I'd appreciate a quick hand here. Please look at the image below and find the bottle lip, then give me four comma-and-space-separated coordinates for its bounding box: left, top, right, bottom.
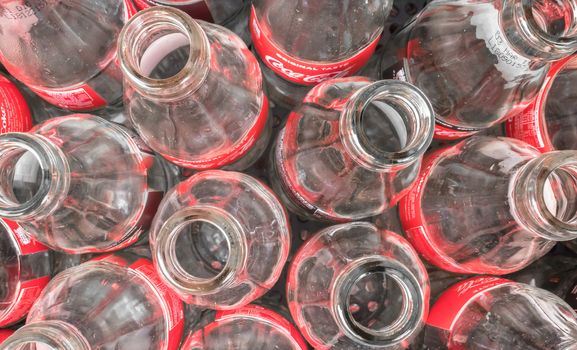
510, 150, 577, 241
0, 320, 91, 350
153, 205, 247, 297
331, 256, 425, 347
0, 133, 69, 221
118, 6, 211, 100
339, 80, 435, 171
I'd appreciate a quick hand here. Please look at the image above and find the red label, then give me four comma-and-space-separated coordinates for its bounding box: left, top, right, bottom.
1, 219, 49, 256
132, 0, 213, 22
28, 84, 107, 111
434, 123, 478, 140
0, 276, 51, 327
124, 0, 139, 19
163, 95, 269, 169
399, 147, 478, 274
0, 330, 14, 342
0, 74, 32, 134
250, 6, 380, 86
427, 277, 511, 331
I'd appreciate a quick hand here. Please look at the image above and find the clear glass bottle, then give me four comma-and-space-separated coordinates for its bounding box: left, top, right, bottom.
0, 219, 50, 327
0, 0, 137, 111
0, 73, 32, 134
181, 305, 308, 350
119, 7, 270, 171
400, 136, 577, 275
270, 77, 434, 222
424, 276, 577, 349
250, 0, 393, 108
149, 170, 290, 310
287, 222, 429, 349
0, 253, 185, 350
380, 0, 577, 140
131, 0, 250, 44
0, 114, 169, 253
507, 55, 577, 152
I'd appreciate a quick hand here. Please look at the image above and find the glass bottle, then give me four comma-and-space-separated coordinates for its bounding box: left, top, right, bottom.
119, 6, 270, 171
380, 0, 577, 140
131, 0, 250, 44
181, 305, 308, 350
149, 170, 290, 310
287, 222, 429, 349
507, 55, 577, 152
0, 73, 32, 134
0, 0, 138, 111
270, 77, 434, 222
0, 253, 185, 350
251, 0, 393, 108
400, 136, 577, 275
0, 219, 50, 327
0, 114, 169, 253
424, 276, 577, 349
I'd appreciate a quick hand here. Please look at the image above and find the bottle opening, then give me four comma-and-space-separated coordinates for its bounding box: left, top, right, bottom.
6, 342, 57, 350
542, 163, 577, 226
0, 321, 90, 350
173, 220, 230, 279
118, 7, 210, 98
530, 0, 577, 38
0, 146, 43, 207
340, 80, 434, 170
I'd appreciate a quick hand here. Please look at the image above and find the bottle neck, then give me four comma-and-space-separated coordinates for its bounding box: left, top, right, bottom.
153, 205, 247, 297
0, 133, 69, 221
118, 6, 211, 101
331, 256, 425, 347
510, 151, 577, 241
502, 0, 577, 61
0, 320, 90, 350
340, 80, 434, 172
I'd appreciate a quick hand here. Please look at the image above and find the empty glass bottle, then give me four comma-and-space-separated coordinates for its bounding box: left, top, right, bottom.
287, 222, 429, 349
507, 55, 577, 152
380, 0, 577, 139
251, 0, 393, 108
0, 0, 137, 111
400, 136, 577, 274
181, 305, 308, 350
149, 170, 290, 310
0, 219, 50, 327
0, 253, 185, 350
0, 114, 169, 253
424, 276, 577, 349
119, 7, 270, 170
270, 77, 434, 222
0, 73, 31, 134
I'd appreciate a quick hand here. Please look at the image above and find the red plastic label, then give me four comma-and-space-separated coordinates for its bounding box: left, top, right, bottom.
28, 84, 107, 111
250, 6, 380, 86
0, 330, 14, 342
132, 0, 213, 22
2, 219, 48, 256
0, 74, 32, 134
434, 123, 478, 140
427, 277, 511, 331
124, 0, 139, 19
163, 95, 269, 169
0, 276, 51, 327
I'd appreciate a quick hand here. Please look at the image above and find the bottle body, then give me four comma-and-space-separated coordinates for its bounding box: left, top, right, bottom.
250, 0, 392, 108
0, 219, 50, 327
0, 115, 168, 253
0, 74, 32, 134
507, 55, 577, 152
287, 222, 429, 350
120, 7, 270, 170
380, 0, 577, 139
0, 253, 184, 350
150, 170, 290, 310
181, 305, 308, 350
270, 77, 434, 221
424, 277, 577, 349
0, 0, 137, 111
400, 136, 577, 274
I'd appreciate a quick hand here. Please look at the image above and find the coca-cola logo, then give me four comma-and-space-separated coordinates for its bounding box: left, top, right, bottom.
265, 55, 352, 83
265, 56, 306, 80
1, 106, 7, 132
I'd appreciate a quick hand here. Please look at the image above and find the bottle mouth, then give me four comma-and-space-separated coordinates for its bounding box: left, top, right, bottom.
340, 80, 435, 171
519, 0, 577, 57
332, 257, 425, 347
0, 133, 69, 221
118, 6, 210, 100
0, 321, 90, 350
154, 206, 246, 296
